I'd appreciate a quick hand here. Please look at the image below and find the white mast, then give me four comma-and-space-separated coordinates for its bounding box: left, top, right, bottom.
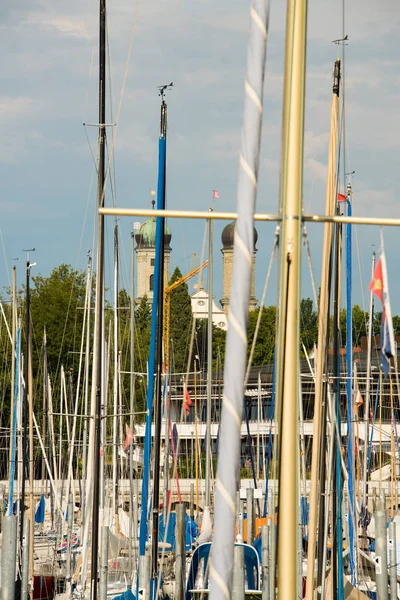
209, 0, 269, 598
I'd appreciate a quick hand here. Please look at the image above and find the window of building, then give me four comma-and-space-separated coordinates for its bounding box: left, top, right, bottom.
149, 274, 154, 291
151, 258, 155, 266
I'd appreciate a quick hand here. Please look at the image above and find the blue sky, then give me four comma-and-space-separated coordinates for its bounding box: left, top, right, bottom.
0, 0, 399, 314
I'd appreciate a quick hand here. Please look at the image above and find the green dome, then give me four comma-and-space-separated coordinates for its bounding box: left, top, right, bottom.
135, 217, 172, 250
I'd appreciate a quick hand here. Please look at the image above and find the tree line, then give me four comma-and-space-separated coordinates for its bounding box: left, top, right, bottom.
0, 264, 395, 447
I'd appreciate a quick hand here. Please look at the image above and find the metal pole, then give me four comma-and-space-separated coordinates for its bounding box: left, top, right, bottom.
175, 503, 186, 600
238, 498, 244, 540
190, 483, 194, 521
113, 222, 119, 527
363, 252, 375, 507
276, 0, 307, 598
246, 487, 254, 546
19, 259, 31, 578
205, 214, 213, 508
99, 525, 109, 600
139, 554, 151, 600
232, 545, 245, 600
90, 0, 107, 596
150, 97, 168, 582
307, 60, 340, 600
66, 493, 74, 594
99, 205, 400, 230
9, 266, 17, 479
389, 520, 397, 600
261, 525, 269, 600
129, 227, 136, 586
1, 515, 17, 600
21, 518, 30, 600
375, 500, 388, 600
81, 254, 92, 526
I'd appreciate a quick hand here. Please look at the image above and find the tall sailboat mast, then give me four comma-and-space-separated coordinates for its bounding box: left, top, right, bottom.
205, 212, 213, 509
274, 0, 307, 597
151, 85, 170, 582
209, 0, 269, 598
362, 251, 375, 506
113, 220, 120, 529
306, 59, 341, 600
139, 84, 172, 585
90, 0, 106, 596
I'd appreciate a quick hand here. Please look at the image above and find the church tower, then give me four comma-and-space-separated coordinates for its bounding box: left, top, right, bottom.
135, 197, 172, 302
220, 221, 258, 312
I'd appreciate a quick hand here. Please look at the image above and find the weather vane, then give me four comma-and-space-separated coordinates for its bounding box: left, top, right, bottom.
332, 35, 349, 45
158, 82, 174, 100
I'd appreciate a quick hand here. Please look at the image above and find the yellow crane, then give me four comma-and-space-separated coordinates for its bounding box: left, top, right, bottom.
164, 260, 208, 370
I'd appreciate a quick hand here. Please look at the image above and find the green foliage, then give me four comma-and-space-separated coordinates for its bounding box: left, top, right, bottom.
133, 295, 151, 419
247, 305, 276, 366
168, 267, 193, 374
195, 319, 226, 372
300, 298, 318, 352
29, 264, 90, 376
338, 305, 368, 347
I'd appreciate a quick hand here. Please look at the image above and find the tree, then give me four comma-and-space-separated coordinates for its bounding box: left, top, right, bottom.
247, 305, 276, 366
168, 267, 193, 374
339, 305, 368, 347
300, 298, 318, 352
195, 319, 226, 372
28, 264, 90, 377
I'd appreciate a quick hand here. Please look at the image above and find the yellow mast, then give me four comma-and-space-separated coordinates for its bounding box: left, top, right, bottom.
275, 0, 307, 597
305, 59, 341, 599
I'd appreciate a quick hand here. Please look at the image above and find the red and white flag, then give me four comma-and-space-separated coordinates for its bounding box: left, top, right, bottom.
213, 190, 219, 199
123, 424, 134, 452
183, 383, 193, 416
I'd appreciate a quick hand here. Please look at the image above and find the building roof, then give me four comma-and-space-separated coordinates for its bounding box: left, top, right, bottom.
221, 221, 258, 250
135, 216, 172, 250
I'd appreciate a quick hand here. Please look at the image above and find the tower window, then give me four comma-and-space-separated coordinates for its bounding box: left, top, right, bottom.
149, 274, 154, 291
151, 258, 155, 266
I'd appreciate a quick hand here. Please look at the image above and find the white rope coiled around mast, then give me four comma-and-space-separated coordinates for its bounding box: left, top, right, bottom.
209, 1, 270, 600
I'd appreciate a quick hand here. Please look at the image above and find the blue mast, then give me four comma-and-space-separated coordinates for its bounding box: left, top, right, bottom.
345, 184, 356, 584
139, 84, 172, 562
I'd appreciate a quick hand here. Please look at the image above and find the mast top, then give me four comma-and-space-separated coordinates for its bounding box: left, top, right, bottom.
158, 82, 173, 137
332, 59, 341, 96
158, 82, 173, 100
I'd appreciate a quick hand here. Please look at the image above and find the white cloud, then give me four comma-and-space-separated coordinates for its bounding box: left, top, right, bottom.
24, 16, 91, 39
304, 131, 329, 158
0, 97, 34, 121
355, 188, 400, 218
305, 158, 327, 183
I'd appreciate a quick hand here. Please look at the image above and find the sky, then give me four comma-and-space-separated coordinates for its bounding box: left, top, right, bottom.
0, 0, 399, 314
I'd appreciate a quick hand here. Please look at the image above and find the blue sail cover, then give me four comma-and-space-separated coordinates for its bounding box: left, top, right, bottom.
35, 495, 45, 523
113, 588, 136, 600
158, 512, 198, 551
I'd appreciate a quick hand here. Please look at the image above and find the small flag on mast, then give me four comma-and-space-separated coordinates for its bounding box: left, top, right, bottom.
369, 251, 395, 377
183, 383, 193, 416
337, 193, 347, 202
123, 424, 134, 451
213, 190, 219, 199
